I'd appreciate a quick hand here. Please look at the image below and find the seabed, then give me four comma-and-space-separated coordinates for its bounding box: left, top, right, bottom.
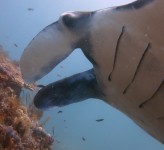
0, 46, 54, 150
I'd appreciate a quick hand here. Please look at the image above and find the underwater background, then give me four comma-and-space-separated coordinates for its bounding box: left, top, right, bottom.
0, 0, 164, 150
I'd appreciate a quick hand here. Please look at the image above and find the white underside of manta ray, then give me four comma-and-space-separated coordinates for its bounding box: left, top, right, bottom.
20, 0, 164, 143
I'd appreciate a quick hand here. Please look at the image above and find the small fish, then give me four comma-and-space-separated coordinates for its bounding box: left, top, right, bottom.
14, 43, 18, 47
28, 8, 34, 11
95, 119, 104, 122
57, 110, 63, 114
82, 137, 86, 141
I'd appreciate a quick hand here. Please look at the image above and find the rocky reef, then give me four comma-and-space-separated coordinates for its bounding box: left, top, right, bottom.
0, 46, 54, 149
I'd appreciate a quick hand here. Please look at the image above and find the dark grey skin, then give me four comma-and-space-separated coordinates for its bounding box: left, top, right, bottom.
34, 69, 104, 109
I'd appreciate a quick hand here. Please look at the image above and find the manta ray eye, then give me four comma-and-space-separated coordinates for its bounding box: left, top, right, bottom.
61, 12, 94, 29
62, 13, 76, 28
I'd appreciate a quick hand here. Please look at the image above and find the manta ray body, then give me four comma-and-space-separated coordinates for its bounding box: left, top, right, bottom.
20, 0, 164, 143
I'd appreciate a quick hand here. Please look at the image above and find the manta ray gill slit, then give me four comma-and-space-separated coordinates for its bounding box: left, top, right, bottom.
123, 42, 151, 94
108, 25, 125, 81
139, 79, 164, 108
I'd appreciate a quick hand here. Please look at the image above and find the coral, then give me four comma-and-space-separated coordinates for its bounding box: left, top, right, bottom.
0, 47, 54, 149
0, 125, 21, 149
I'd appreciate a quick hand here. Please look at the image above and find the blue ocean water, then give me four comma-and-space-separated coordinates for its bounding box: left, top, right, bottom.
0, 0, 164, 150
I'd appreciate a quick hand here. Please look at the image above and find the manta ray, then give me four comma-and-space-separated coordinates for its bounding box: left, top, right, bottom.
20, 0, 164, 143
